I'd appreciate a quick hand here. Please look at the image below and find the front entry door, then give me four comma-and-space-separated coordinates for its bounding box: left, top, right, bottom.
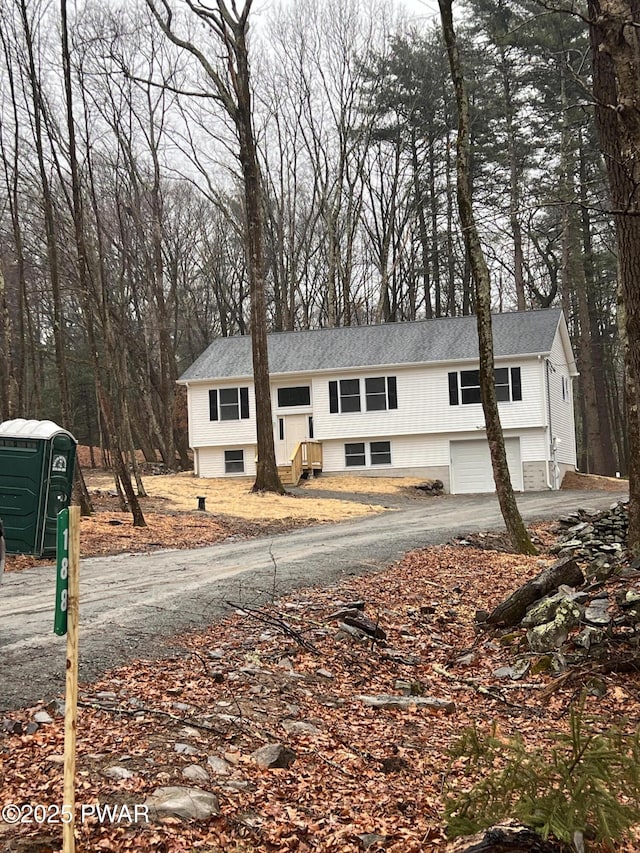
276, 414, 309, 465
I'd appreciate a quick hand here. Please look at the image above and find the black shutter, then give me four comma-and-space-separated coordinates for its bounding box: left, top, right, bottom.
240, 387, 250, 419
209, 389, 218, 421
448, 372, 459, 406
387, 376, 398, 409
329, 381, 339, 413
511, 367, 522, 401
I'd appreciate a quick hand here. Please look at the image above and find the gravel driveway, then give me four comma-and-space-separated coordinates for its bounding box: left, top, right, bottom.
0, 488, 627, 712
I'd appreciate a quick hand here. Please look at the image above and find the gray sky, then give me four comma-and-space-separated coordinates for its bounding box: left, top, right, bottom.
403, 0, 441, 21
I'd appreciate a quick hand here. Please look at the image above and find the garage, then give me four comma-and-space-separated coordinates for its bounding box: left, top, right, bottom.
450, 437, 523, 494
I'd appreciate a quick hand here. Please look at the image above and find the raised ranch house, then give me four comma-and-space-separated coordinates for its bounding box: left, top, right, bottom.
178, 308, 577, 494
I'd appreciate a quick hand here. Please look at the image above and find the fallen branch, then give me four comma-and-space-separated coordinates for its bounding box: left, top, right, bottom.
432, 664, 541, 715
486, 557, 584, 627
77, 700, 227, 734
448, 824, 563, 852
226, 601, 319, 654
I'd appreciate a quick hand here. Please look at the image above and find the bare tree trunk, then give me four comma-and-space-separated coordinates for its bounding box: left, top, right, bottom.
439, 0, 537, 556
579, 133, 617, 474
19, 0, 70, 426
0, 23, 28, 416
145, 0, 284, 494
499, 45, 526, 312
59, 0, 94, 518
0, 264, 13, 420
62, 1, 144, 525
589, 0, 640, 548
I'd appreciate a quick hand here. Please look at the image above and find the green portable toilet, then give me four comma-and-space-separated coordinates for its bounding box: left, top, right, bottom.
0, 418, 77, 557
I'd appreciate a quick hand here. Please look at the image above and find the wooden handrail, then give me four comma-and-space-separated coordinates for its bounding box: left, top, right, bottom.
289, 442, 304, 485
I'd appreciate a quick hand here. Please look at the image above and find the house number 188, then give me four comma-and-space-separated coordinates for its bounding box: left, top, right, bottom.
54, 509, 70, 636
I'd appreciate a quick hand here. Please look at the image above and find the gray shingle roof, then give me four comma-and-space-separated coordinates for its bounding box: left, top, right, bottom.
179, 308, 563, 382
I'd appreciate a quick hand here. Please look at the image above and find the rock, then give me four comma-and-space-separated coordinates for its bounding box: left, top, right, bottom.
336, 622, 369, 642
281, 719, 322, 737
356, 694, 455, 714
357, 832, 387, 849
145, 786, 219, 821
103, 766, 135, 781
179, 726, 201, 739
206, 755, 231, 776
182, 764, 210, 783
315, 668, 334, 679
46, 698, 66, 717
492, 659, 530, 680
521, 589, 586, 628
620, 589, 640, 607
220, 780, 251, 792
341, 613, 386, 640
584, 597, 611, 626
174, 743, 199, 756
33, 711, 53, 725
575, 626, 605, 650
526, 601, 582, 652
2, 718, 23, 734
250, 743, 297, 769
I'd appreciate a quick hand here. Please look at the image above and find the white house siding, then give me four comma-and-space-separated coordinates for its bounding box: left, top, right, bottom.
547, 329, 577, 468
311, 358, 546, 444
322, 430, 545, 493
188, 382, 257, 448
321, 434, 451, 486
197, 445, 257, 479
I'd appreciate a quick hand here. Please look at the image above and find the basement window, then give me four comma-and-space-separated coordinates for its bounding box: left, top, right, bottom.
370, 441, 391, 465
345, 442, 366, 467
224, 449, 245, 474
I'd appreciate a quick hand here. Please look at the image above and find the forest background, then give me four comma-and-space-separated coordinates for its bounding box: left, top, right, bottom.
0, 0, 622, 480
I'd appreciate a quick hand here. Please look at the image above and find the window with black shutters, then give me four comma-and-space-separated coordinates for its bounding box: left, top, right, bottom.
330, 376, 397, 413
365, 377, 398, 411
345, 442, 365, 466
224, 449, 244, 473
460, 370, 481, 404
449, 367, 522, 405
495, 368, 510, 402
340, 379, 361, 412
365, 377, 387, 410
211, 387, 249, 421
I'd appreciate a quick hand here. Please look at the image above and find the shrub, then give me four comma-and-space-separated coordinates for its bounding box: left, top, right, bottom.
445, 702, 640, 850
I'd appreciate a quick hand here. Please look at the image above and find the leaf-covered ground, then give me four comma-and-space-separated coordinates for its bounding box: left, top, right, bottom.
2, 534, 639, 852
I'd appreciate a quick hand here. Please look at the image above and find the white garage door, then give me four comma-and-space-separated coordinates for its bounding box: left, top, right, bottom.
450, 438, 523, 494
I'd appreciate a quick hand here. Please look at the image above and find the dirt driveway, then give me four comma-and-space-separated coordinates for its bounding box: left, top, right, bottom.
0, 488, 628, 712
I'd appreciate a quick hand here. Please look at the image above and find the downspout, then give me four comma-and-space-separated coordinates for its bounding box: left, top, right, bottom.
545, 358, 558, 489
